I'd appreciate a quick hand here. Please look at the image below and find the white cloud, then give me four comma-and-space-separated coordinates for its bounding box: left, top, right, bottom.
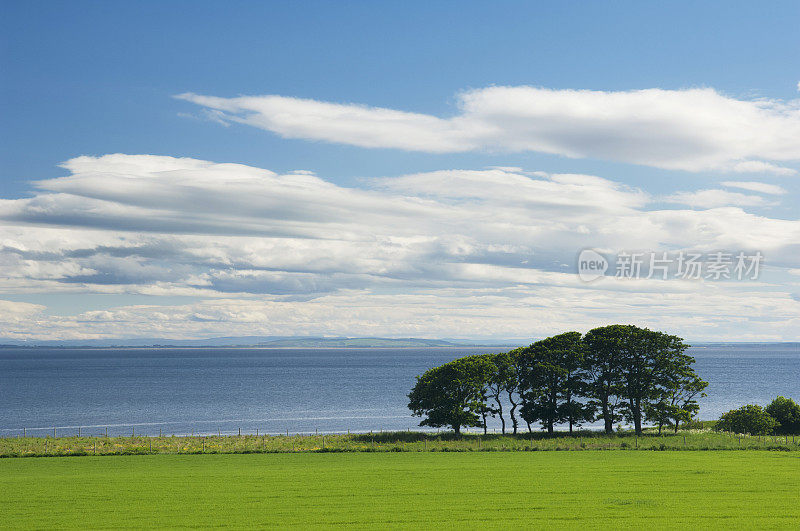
0, 299, 45, 319
1, 154, 799, 340
177, 86, 800, 173
729, 160, 796, 176
175, 94, 470, 152
720, 181, 787, 195
664, 189, 774, 208
1, 283, 798, 341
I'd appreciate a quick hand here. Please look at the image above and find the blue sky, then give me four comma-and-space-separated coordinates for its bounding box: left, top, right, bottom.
1, 1, 799, 341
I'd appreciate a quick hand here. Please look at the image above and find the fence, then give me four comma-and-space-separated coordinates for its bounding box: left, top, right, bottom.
0, 426, 798, 458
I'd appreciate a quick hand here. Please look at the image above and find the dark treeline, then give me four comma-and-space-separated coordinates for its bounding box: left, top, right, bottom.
408, 324, 707, 436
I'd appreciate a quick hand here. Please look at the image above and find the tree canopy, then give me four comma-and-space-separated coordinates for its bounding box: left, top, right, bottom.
765, 396, 800, 435
407, 355, 494, 435
714, 404, 779, 435
518, 332, 591, 434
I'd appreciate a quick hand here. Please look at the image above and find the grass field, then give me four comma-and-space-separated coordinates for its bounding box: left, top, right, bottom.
1, 429, 797, 457
1, 451, 798, 528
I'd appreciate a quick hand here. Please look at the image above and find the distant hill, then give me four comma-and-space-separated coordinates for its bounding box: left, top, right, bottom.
257, 337, 470, 348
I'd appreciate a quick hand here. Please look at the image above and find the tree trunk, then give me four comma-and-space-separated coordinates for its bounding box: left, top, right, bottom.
567, 390, 573, 434
633, 399, 642, 436
547, 420, 554, 435
674, 421, 679, 434
602, 396, 613, 434
497, 400, 505, 434
526, 421, 532, 434
453, 424, 460, 436
508, 392, 518, 435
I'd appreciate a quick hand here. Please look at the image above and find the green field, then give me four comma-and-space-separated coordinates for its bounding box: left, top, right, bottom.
1, 452, 798, 528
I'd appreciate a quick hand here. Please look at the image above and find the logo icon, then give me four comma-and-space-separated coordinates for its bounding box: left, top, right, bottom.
578, 249, 608, 282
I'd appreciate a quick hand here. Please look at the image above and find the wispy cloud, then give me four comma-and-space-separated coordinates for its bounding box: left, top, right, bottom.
664, 189, 776, 208
729, 160, 796, 176
720, 181, 787, 195
176, 86, 800, 174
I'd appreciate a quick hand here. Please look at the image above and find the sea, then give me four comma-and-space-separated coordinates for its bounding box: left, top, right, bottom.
1, 344, 798, 437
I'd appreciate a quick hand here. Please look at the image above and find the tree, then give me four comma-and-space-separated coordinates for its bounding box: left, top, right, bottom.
407, 355, 494, 435
483, 352, 517, 434
507, 347, 525, 434
765, 396, 800, 435
557, 334, 594, 433
644, 372, 707, 434
666, 371, 708, 433
643, 397, 673, 435
518, 332, 586, 434
616, 326, 658, 436
585, 325, 693, 436
714, 404, 778, 435
583, 325, 627, 434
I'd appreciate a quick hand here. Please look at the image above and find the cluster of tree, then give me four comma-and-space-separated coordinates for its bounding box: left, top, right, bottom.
714, 396, 800, 435
408, 324, 707, 436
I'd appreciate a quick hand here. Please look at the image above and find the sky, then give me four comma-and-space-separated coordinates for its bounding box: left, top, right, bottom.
1, 1, 799, 341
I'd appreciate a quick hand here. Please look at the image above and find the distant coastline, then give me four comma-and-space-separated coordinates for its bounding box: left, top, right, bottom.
0, 336, 523, 349
1, 337, 798, 350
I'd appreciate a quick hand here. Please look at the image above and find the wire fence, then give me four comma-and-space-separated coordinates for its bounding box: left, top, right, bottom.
0, 424, 798, 460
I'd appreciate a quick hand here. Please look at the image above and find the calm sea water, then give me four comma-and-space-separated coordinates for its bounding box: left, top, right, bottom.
1, 345, 797, 437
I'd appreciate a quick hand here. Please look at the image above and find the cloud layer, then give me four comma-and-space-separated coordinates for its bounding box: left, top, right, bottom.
1, 154, 799, 340
177, 86, 800, 174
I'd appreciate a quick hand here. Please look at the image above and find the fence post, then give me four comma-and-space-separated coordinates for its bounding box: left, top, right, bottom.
54, 427, 56, 438
238, 428, 241, 437
78, 427, 81, 437
23, 428, 25, 437
105, 427, 108, 437
683, 435, 686, 447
